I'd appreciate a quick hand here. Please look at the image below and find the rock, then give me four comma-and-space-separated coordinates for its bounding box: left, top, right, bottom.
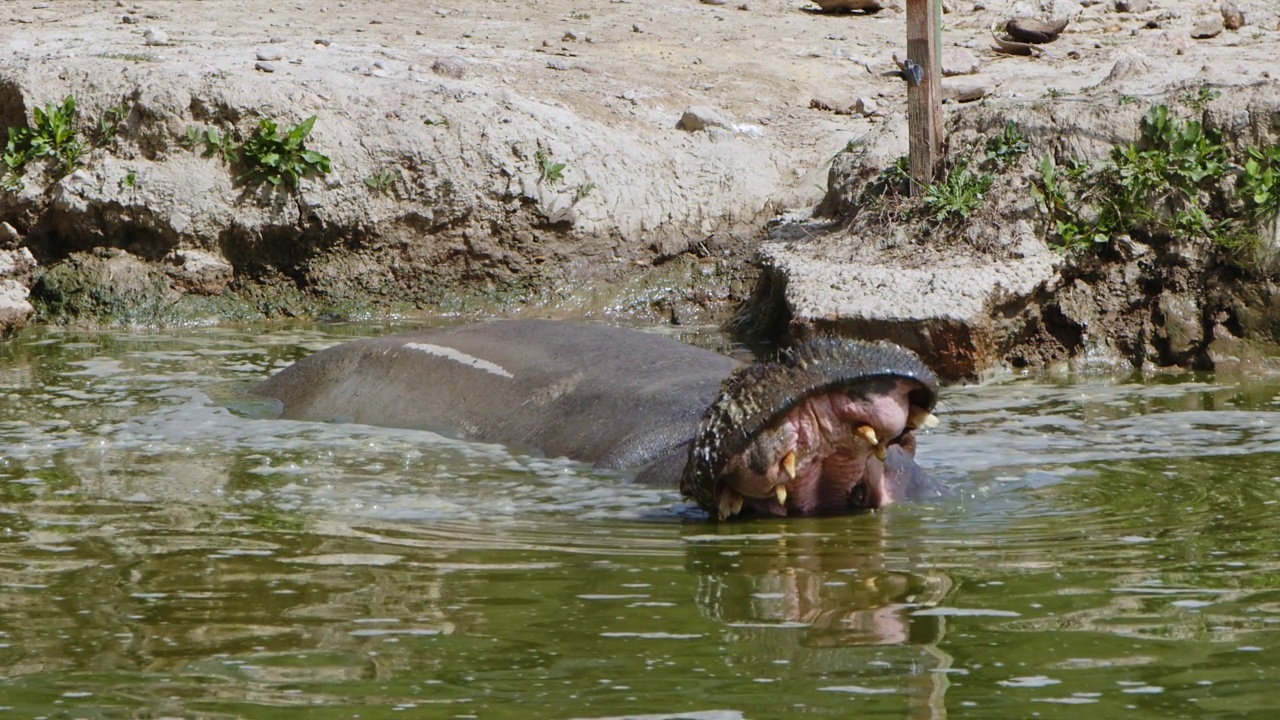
632, 23, 645, 32
853, 96, 880, 116
0, 279, 34, 339
754, 244, 1059, 381
942, 76, 996, 102
121, 14, 138, 24
1156, 291, 1203, 359
256, 46, 284, 61
1113, 0, 1148, 12
164, 249, 233, 296
431, 55, 467, 79
942, 48, 981, 76
810, 0, 887, 12
1191, 15, 1224, 38
1005, 17, 1069, 43
546, 58, 570, 71
1100, 48, 1152, 86
255, 60, 277, 72
143, 28, 169, 46
0, 248, 36, 281
0, 222, 19, 247
677, 105, 733, 132
31, 250, 180, 326
1221, 2, 1245, 30
701, 0, 727, 5
809, 97, 849, 113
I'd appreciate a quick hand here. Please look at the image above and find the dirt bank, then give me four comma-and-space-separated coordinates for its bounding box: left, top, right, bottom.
2, 0, 1279, 376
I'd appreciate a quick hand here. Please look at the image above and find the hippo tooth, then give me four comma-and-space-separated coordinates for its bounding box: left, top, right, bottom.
717, 487, 745, 520
908, 406, 940, 430
855, 424, 879, 448
855, 424, 886, 461
782, 451, 797, 480
775, 484, 788, 506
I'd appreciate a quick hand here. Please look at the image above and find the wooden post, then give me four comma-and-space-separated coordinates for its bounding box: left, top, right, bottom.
906, 0, 944, 196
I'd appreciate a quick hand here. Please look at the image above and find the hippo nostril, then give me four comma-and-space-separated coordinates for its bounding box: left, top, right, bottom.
848, 482, 868, 508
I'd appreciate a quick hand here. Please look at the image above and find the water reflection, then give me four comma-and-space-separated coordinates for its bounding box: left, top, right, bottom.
2, 325, 1280, 718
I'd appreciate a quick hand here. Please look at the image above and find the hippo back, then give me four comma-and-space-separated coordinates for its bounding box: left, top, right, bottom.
254, 320, 742, 483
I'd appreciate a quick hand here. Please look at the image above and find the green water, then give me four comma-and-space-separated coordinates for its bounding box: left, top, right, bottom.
1, 324, 1279, 719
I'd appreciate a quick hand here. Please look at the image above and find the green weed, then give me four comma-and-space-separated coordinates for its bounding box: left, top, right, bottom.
1183, 87, 1221, 112
240, 116, 330, 188
102, 52, 155, 62
184, 116, 330, 189
96, 103, 130, 146
535, 149, 566, 185
982, 122, 1028, 170
1240, 143, 1280, 222
1, 94, 83, 190
923, 165, 993, 224
1034, 104, 1269, 257
573, 181, 596, 202
120, 171, 136, 189
363, 168, 396, 195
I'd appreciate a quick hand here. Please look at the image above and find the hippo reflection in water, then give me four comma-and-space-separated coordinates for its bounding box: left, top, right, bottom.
254, 320, 943, 520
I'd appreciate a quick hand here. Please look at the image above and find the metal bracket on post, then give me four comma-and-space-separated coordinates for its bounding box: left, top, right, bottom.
906, 0, 944, 196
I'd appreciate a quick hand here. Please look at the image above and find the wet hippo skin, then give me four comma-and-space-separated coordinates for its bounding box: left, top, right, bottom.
255, 320, 943, 520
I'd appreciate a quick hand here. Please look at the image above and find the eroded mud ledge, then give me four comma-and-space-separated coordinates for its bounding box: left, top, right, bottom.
2, 0, 1279, 379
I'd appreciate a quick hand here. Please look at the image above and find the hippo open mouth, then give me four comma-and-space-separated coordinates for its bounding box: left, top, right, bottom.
680, 338, 939, 520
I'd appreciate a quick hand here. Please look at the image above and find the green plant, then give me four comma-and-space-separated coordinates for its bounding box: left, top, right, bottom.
1034, 104, 1264, 256
239, 115, 330, 188
865, 154, 911, 200
363, 168, 396, 195
202, 128, 241, 165
102, 52, 155, 62
1240, 143, 1280, 223
535, 149, 565, 185
96, 103, 130, 145
573, 182, 596, 202
570, 11, 590, 19
120, 171, 136, 189
1, 94, 84, 188
1119, 94, 1137, 106
982, 122, 1028, 170
1046, 87, 1067, 99
423, 117, 449, 127
923, 166, 993, 224
1184, 87, 1221, 112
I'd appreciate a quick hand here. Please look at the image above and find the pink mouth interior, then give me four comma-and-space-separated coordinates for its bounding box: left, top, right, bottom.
716, 379, 919, 517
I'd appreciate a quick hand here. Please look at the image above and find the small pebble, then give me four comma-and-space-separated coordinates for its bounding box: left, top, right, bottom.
632, 22, 645, 32
314, 37, 332, 46
143, 28, 169, 46
256, 46, 284, 61
547, 58, 570, 70
255, 60, 277, 72
121, 14, 138, 23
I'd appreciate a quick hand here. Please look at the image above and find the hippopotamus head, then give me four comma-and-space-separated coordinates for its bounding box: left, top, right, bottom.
679, 338, 939, 520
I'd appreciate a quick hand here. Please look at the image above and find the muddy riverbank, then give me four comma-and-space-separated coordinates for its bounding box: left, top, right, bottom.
2, 0, 1279, 377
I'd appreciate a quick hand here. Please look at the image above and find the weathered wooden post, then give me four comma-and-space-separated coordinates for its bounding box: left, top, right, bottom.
905, 0, 944, 195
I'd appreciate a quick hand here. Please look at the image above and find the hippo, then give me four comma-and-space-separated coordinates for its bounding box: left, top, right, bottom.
254, 320, 942, 519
